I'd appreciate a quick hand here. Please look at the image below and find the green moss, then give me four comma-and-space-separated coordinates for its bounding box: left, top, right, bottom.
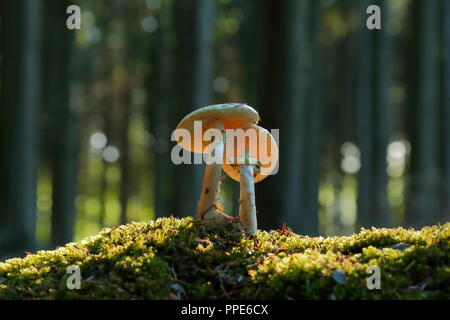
0, 217, 449, 299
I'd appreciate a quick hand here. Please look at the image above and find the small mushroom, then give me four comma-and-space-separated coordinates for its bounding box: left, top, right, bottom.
222, 125, 279, 233
175, 103, 259, 224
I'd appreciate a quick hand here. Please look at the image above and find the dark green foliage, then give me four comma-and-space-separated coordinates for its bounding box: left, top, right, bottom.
1, 217, 448, 299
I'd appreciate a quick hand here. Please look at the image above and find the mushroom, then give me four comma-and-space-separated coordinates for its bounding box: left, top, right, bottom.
222, 125, 278, 233
175, 103, 260, 224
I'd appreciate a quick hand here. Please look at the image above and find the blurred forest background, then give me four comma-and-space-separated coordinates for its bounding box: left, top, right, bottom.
0, 0, 449, 259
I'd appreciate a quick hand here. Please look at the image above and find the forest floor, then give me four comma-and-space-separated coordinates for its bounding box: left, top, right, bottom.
0, 217, 449, 299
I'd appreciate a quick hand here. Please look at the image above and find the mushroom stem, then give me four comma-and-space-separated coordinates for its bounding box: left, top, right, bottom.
239, 163, 257, 233
197, 122, 225, 219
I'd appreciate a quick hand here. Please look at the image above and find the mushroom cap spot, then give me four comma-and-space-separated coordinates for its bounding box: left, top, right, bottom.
222, 125, 278, 183
175, 103, 260, 153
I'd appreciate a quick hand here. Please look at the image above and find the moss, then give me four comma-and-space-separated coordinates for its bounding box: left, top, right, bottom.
0, 217, 449, 299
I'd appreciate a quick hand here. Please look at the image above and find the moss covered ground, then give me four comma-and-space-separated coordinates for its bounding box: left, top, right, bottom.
0, 217, 449, 299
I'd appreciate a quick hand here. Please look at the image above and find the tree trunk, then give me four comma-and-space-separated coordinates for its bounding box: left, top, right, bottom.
119, 89, 131, 225
281, 0, 312, 234
171, 0, 215, 217
370, 0, 392, 227
253, 0, 282, 230
238, 0, 267, 108
441, 0, 450, 222
304, 0, 322, 236
406, 0, 440, 228
0, 0, 42, 253
257, 0, 312, 234
356, 0, 374, 229
42, 0, 78, 246
148, 1, 176, 218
